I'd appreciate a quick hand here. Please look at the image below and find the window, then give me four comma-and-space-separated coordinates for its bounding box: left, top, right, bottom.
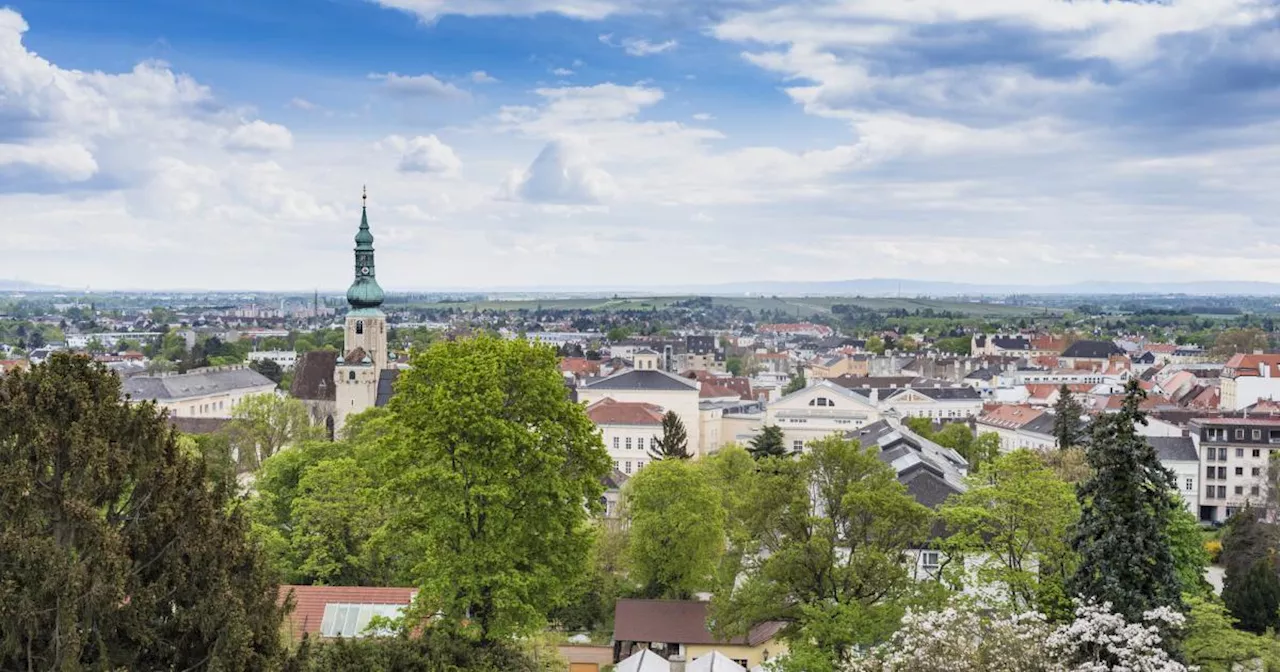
637, 437, 646, 449
1254, 449, 1262, 458
1237, 448, 1245, 458
1235, 486, 1244, 496
1237, 429, 1245, 439
1236, 467, 1244, 476
319, 603, 405, 638
1255, 430, 1264, 440
625, 438, 632, 450
1219, 466, 1227, 479
355, 320, 364, 335
1185, 478, 1194, 492
1205, 466, 1216, 480
793, 440, 804, 452
1219, 448, 1228, 461
732, 660, 749, 669
637, 460, 645, 470
809, 397, 835, 407
348, 371, 356, 381
1252, 486, 1261, 496
1219, 485, 1228, 498
614, 460, 619, 470
613, 437, 620, 450
625, 461, 632, 474
1205, 448, 1217, 462
649, 437, 657, 449
1254, 467, 1263, 477
921, 550, 940, 570
1206, 485, 1216, 499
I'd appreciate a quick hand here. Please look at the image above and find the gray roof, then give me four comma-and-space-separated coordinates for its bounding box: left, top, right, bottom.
1148, 436, 1198, 462
846, 385, 982, 402
123, 368, 275, 402
375, 369, 400, 407
1022, 412, 1059, 437
849, 420, 969, 494
583, 369, 698, 392
1062, 340, 1125, 359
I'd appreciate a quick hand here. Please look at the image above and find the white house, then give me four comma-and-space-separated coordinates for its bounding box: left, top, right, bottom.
248, 350, 299, 370
1148, 436, 1200, 514
586, 398, 665, 476
830, 378, 985, 421
578, 367, 704, 456
976, 405, 1056, 453
761, 380, 884, 453
122, 365, 277, 418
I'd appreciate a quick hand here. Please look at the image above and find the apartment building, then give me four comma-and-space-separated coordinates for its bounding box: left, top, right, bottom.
1190, 417, 1280, 523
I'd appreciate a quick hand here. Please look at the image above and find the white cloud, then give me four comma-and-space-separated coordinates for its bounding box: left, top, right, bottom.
289, 97, 318, 110
225, 120, 294, 153
369, 72, 470, 99
692, 113, 714, 121
0, 142, 98, 182
551, 67, 576, 76
371, 0, 626, 21
470, 70, 498, 83
381, 134, 462, 176
598, 33, 678, 56
504, 139, 618, 204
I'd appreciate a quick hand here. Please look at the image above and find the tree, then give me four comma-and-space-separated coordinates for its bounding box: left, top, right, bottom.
550, 523, 632, 634
712, 436, 931, 670
1069, 380, 1184, 624
649, 410, 691, 460
940, 450, 1079, 612
726, 356, 744, 376
226, 393, 323, 471
903, 416, 934, 437
380, 335, 612, 642
1183, 595, 1280, 671
606, 327, 631, 342
1051, 386, 1086, 450
699, 445, 759, 589
1039, 446, 1092, 484
782, 368, 807, 395
250, 357, 285, 385
1211, 327, 1269, 358
747, 424, 788, 459
930, 423, 997, 467
1166, 496, 1211, 597
866, 335, 886, 355
0, 353, 287, 670
933, 336, 971, 356
1224, 558, 1280, 635
625, 460, 725, 599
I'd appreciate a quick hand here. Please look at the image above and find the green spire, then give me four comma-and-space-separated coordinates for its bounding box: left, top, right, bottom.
346, 186, 385, 310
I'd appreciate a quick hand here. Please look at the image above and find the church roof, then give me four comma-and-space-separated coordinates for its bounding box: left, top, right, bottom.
292, 351, 337, 401
346, 193, 385, 310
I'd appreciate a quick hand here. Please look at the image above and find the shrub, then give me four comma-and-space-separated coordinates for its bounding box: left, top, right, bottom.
1205, 540, 1223, 564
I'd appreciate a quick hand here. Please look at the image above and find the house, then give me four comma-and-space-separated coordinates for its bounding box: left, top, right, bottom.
806, 353, 870, 380
279, 585, 416, 641
248, 350, 299, 370
1059, 340, 1125, 369
587, 398, 666, 476
560, 357, 602, 382
976, 405, 1055, 452
1219, 354, 1280, 411
122, 365, 277, 419
758, 380, 884, 453
612, 599, 787, 669
1148, 436, 1200, 514
1189, 417, 1280, 523
829, 377, 984, 421
971, 334, 1032, 357
579, 367, 704, 455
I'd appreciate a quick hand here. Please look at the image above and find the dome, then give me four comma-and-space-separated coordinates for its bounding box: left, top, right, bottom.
346, 278, 384, 309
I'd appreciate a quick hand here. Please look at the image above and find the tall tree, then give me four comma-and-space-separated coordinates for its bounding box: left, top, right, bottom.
625, 460, 725, 599
1224, 559, 1280, 635
712, 436, 931, 670
940, 449, 1079, 612
226, 393, 323, 471
1220, 505, 1280, 633
249, 357, 285, 385
1051, 385, 1086, 449
747, 424, 788, 459
1069, 380, 1184, 624
380, 336, 612, 642
0, 353, 286, 670
1166, 495, 1211, 597
782, 369, 807, 395
649, 410, 691, 461
1211, 327, 1269, 358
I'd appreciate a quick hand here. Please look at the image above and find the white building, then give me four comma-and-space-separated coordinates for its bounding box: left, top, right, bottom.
248, 350, 299, 370
1148, 436, 1200, 515
586, 398, 665, 475
122, 366, 277, 418
758, 380, 884, 453
67, 332, 164, 349
578, 367, 704, 455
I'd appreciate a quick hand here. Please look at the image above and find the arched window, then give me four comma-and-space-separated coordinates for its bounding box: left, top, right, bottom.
355, 320, 364, 335
325, 415, 335, 442
808, 397, 835, 407
348, 371, 356, 381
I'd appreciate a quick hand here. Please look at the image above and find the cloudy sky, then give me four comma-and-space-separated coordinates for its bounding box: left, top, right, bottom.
4, 0, 1280, 291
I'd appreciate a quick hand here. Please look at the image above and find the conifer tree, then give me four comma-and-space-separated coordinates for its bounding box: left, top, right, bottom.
1052, 384, 1086, 449
748, 424, 789, 459
1068, 380, 1183, 624
650, 410, 692, 461
1221, 505, 1280, 633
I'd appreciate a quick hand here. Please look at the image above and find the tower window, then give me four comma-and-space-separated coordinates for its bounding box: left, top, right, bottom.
348, 371, 356, 381
356, 320, 364, 335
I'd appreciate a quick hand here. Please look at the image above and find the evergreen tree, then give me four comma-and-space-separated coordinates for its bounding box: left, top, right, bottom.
748, 424, 789, 459
1052, 384, 1086, 449
1224, 559, 1280, 634
1221, 505, 1280, 632
782, 368, 807, 395
1068, 380, 1184, 624
649, 410, 691, 460
0, 353, 287, 670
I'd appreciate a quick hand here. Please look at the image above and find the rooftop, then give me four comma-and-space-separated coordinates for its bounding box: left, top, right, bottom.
122, 367, 275, 402
587, 398, 665, 425
613, 599, 784, 648
583, 368, 699, 392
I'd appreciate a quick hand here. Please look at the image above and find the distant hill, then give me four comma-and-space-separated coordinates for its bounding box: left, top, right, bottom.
0, 279, 60, 292
694, 278, 1280, 297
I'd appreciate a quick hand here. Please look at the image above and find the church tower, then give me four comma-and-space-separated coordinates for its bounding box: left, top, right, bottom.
334, 188, 389, 433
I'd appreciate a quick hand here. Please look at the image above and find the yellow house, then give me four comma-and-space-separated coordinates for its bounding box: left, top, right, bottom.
612, 599, 787, 669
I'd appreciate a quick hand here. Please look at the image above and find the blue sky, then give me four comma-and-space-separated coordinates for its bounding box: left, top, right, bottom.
4, 0, 1280, 290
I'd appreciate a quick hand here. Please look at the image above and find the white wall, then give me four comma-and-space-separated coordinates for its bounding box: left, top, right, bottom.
579, 387, 703, 457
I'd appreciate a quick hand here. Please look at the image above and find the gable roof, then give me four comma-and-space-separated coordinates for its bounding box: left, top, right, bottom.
770, 378, 880, 409
291, 350, 338, 401
279, 585, 416, 641
1224, 353, 1280, 378
587, 398, 665, 425
977, 405, 1045, 430
829, 375, 926, 389
122, 367, 275, 402
613, 599, 784, 648
375, 369, 400, 407
1062, 340, 1125, 359
1147, 436, 1198, 462
583, 368, 699, 392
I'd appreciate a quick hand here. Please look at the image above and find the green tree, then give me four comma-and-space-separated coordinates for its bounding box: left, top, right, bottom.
782, 368, 807, 395
0, 354, 286, 670
699, 445, 758, 589
1224, 559, 1280, 634
550, 524, 632, 634
226, 393, 323, 471
748, 424, 789, 459
649, 410, 691, 460
291, 457, 392, 587
726, 356, 744, 376
606, 327, 631, 342
625, 459, 725, 599
1051, 385, 1086, 449
933, 336, 971, 356
1069, 380, 1184, 623
712, 436, 931, 670
903, 416, 934, 437
250, 357, 285, 385
866, 335, 886, 355
940, 450, 1079, 612
380, 336, 611, 642
1211, 327, 1269, 358
1167, 495, 1211, 597
1183, 595, 1280, 671
1221, 506, 1280, 632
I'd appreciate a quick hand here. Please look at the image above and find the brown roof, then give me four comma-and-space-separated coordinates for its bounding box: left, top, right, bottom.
700, 382, 741, 399
586, 398, 665, 425
613, 599, 785, 648
1224, 354, 1280, 378
291, 350, 337, 401
978, 405, 1045, 429
167, 416, 232, 435
279, 585, 416, 641
344, 346, 368, 364
560, 357, 600, 376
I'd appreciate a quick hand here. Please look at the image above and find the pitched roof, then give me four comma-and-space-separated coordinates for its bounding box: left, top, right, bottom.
583, 368, 699, 392
167, 416, 232, 435
1147, 436, 1198, 462
977, 405, 1045, 430
586, 398, 665, 425
291, 350, 338, 401
613, 599, 784, 648
560, 357, 600, 376
122, 367, 275, 402
1062, 340, 1125, 359
700, 381, 742, 399
375, 369, 400, 407
1224, 353, 1280, 378
828, 375, 927, 389
279, 585, 416, 641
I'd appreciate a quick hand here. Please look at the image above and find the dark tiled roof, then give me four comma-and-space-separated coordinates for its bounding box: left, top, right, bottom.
1148, 436, 1197, 462
167, 416, 231, 435
583, 369, 698, 392
898, 462, 964, 509
613, 599, 784, 647
829, 375, 925, 389
1062, 340, 1125, 359
291, 350, 337, 401
122, 368, 275, 402
845, 385, 981, 401
1021, 412, 1059, 437
375, 369, 400, 407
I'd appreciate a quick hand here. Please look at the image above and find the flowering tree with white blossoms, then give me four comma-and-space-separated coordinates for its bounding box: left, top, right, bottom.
839, 598, 1191, 672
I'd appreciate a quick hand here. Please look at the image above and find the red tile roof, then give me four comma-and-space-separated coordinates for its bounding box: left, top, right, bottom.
1224, 354, 1280, 378
978, 405, 1045, 429
279, 585, 416, 641
700, 382, 740, 399
586, 398, 665, 425
560, 357, 601, 376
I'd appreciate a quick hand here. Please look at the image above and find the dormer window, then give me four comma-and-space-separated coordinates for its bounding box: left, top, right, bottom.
809, 397, 835, 407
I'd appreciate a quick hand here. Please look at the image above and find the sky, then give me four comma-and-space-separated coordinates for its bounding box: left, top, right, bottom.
4, 0, 1280, 291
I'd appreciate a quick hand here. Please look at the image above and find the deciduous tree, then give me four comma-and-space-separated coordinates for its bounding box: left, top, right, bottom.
227, 393, 323, 470
625, 459, 725, 599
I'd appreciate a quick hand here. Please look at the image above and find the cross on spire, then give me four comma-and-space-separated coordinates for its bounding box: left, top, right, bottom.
362, 184, 367, 206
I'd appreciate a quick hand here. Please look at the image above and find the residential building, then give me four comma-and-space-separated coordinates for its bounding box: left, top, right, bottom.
279, 585, 416, 642
1219, 353, 1280, 411
977, 406, 1056, 452
1059, 340, 1126, 369
587, 398, 665, 475
1189, 417, 1280, 523
612, 599, 787, 669
971, 334, 1033, 357
579, 367, 703, 455
829, 377, 984, 421
248, 350, 298, 370
807, 353, 870, 380
1149, 436, 1200, 514
756, 322, 833, 339
122, 365, 277, 418
760, 380, 884, 453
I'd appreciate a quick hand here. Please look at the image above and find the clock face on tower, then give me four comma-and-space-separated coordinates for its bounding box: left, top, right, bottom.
360, 266, 371, 276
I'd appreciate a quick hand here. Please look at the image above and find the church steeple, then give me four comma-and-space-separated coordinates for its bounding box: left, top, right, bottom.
346, 186, 385, 310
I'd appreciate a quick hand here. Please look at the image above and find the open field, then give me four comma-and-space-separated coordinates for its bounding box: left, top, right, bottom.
405, 295, 1054, 317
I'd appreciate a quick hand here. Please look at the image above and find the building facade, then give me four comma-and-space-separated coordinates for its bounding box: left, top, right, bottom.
1189, 417, 1280, 523
122, 365, 277, 418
